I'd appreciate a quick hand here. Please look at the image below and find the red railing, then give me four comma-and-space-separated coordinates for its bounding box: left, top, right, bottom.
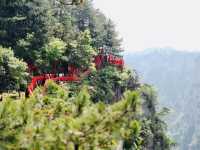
27, 52, 124, 95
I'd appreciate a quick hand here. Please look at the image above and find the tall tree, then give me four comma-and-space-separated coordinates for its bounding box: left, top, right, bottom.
0, 0, 53, 62
35, 37, 67, 73
102, 19, 122, 54
0, 46, 28, 92
66, 30, 96, 69
71, 1, 122, 54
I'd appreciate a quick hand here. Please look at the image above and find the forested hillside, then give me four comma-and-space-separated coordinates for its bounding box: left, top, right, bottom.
125, 48, 200, 150
0, 0, 173, 149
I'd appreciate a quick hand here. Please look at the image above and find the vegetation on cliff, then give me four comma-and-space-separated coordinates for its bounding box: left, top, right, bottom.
0, 0, 173, 149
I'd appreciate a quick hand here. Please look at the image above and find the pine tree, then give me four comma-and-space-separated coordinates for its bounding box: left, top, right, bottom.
0, 80, 142, 149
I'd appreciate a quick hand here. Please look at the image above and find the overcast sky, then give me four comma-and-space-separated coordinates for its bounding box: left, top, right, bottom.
93, 0, 200, 52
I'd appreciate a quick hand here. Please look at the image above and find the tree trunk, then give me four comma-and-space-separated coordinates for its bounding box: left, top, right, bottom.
74, 144, 79, 150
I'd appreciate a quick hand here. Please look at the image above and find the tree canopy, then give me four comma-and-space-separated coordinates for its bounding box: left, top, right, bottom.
0, 46, 28, 92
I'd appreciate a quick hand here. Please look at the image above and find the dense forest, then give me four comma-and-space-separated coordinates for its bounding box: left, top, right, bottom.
0, 0, 173, 149
125, 48, 200, 150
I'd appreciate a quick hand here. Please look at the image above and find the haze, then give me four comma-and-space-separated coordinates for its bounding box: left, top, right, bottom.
94, 0, 200, 52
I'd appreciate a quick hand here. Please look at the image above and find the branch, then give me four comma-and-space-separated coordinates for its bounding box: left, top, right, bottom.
55, 0, 84, 6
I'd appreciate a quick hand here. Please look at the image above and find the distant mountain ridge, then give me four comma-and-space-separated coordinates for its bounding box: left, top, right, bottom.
124, 48, 200, 150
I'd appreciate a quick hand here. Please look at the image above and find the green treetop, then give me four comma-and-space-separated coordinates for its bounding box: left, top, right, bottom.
0, 46, 28, 92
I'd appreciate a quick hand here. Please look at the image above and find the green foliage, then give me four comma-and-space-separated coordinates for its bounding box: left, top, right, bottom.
67, 30, 96, 68
0, 46, 28, 92
0, 81, 142, 150
138, 85, 175, 150
0, 0, 122, 71
43, 80, 68, 99
46, 38, 66, 59
0, 1, 173, 149
36, 38, 67, 73
102, 19, 122, 53
0, 0, 53, 62
86, 66, 136, 103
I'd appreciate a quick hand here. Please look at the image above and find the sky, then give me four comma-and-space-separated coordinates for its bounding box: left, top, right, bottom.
93, 0, 200, 52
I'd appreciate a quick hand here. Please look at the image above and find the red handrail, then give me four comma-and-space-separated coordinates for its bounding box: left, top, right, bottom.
27, 52, 124, 95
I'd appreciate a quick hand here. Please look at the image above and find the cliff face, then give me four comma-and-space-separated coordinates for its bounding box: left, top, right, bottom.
125, 48, 200, 150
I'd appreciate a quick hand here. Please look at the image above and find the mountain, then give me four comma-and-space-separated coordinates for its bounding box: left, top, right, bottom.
124, 48, 200, 150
